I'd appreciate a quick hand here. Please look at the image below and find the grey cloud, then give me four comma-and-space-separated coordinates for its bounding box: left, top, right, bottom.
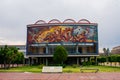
0, 0, 120, 49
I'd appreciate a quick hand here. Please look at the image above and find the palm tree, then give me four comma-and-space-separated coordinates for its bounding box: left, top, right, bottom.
103, 48, 110, 63
103, 48, 109, 56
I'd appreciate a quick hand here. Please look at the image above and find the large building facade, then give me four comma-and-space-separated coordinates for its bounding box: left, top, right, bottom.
111, 46, 120, 54
26, 19, 98, 65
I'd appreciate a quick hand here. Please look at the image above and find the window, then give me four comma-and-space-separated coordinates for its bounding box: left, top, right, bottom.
64, 45, 76, 54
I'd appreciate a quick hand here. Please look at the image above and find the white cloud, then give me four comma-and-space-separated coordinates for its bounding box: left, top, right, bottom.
0, 38, 25, 45
99, 48, 104, 53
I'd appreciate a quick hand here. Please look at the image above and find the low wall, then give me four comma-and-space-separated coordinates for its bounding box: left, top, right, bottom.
42, 66, 62, 73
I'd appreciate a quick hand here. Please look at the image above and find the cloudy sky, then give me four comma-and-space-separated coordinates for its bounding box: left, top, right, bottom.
0, 0, 120, 51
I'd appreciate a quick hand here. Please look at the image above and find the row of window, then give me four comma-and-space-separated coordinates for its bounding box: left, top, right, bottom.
27, 45, 97, 55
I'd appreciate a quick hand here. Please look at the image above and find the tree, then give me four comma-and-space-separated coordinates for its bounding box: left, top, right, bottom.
0, 45, 24, 69
0, 47, 4, 68
103, 48, 110, 56
103, 48, 110, 63
53, 46, 68, 65
14, 52, 24, 66
0, 45, 10, 69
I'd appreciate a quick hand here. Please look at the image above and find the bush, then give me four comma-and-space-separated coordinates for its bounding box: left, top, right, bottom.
57, 64, 66, 68
72, 64, 79, 68
50, 64, 66, 68
87, 61, 92, 65
117, 56, 120, 62
97, 57, 106, 63
82, 61, 92, 66
82, 62, 86, 66
65, 70, 72, 73
38, 64, 45, 69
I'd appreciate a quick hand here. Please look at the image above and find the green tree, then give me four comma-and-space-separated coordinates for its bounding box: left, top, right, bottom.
0, 45, 10, 69
0, 47, 4, 68
53, 46, 68, 65
103, 48, 110, 63
0, 45, 24, 69
14, 52, 24, 66
103, 48, 110, 56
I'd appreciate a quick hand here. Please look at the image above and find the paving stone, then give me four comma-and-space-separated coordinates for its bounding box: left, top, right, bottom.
0, 72, 120, 80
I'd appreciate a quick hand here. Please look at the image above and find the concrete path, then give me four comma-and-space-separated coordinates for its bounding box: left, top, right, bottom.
0, 72, 120, 80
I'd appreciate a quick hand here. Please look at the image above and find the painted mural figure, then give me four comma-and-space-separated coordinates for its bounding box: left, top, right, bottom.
28, 26, 97, 44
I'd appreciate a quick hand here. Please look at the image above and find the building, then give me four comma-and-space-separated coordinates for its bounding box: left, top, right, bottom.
26, 19, 99, 65
111, 46, 120, 54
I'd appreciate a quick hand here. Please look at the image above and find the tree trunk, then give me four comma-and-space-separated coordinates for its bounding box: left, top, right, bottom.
61, 61, 63, 65
7, 60, 12, 69
7, 63, 10, 69
12, 64, 14, 67
110, 62, 112, 66
1, 64, 4, 68
4, 61, 7, 69
115, 62, 116, 67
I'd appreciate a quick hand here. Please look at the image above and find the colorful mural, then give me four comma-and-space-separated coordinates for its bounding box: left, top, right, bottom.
27, 25, 97, 44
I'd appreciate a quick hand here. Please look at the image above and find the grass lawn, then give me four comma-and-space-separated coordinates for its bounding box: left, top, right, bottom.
0, 65, 120, 73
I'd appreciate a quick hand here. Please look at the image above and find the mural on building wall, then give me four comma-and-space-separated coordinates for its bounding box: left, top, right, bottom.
27, 25, 97, 44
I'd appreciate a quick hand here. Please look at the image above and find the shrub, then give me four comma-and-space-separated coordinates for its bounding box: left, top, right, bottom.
65, 70, 72, 73
58, 64, 66, 68
38, 64, 45, 69
82, 61, 92, 66
82, 62, 87, 66
72, 64, 79, 68
87, 61, 92, 65
98, 57, 106, 63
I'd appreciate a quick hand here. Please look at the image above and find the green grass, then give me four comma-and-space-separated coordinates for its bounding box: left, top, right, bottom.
63, 65, 120, 73
0, 66, 42, 73
0, 65, 120, 73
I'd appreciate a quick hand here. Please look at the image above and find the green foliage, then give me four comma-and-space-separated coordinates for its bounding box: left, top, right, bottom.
117, 56, 120, 62
0, 45, 24, 69
90, 58, 96, 65
82, 61, 92, 66
98, 54, 120, 63
103, 48, 110, 56
65, 70, 73, 73
97, 57, 106, 63
14, 52, 24, 64
109, 55, 117, 62
56, 64, 66, 68
62, 64, 66, 68
48, 64, 66, 68
53, 46, 68, 64
38, 64, 45, 69
72, 64, 79, 68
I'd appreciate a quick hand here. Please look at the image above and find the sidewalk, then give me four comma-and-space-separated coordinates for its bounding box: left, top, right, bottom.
0, 72, 120, 80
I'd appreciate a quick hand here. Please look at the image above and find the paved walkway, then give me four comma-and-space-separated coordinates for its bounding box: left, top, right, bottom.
0, 72, 120, 80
